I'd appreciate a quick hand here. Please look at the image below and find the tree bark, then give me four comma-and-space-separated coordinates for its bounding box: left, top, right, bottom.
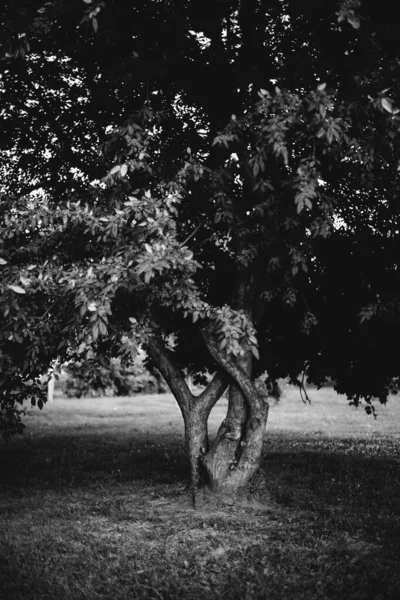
146, 329, 269, 500
202, 333, 269, 495
201, 352, 250, 490
146, 335, 229, 501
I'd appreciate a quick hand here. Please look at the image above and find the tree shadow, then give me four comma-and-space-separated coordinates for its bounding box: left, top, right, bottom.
1, 428, 400, 599
260, 437, 400, 558
0, 429, 189, 491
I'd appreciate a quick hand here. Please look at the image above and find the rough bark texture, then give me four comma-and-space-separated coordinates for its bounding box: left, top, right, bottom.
146, 323, 269, 499
199, 251, 269, 495
146, 335, 229, 501
202, 351, 250, 490
203, 334, 269, 494
146, 336, 191, 417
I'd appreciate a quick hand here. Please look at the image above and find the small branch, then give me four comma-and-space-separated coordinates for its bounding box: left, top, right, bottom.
299, 369, 311, 405
179, 219, 205, 248
40, 296, 64, 320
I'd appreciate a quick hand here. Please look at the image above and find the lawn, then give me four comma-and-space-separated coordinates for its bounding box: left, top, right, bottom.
1, 387, 400, 599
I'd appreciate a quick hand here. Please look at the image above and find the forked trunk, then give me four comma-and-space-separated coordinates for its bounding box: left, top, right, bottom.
201, 348, 269, 495
146, 332, 269, 501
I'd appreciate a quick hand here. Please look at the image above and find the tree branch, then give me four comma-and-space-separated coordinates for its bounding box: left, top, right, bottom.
145, 335, 192, 416
202, 330, 267, 414
195, 370, 229, 417
179, 219, 205, 248
146, 334, 229, 419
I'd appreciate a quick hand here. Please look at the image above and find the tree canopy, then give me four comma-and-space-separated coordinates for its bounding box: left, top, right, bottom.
1, 0, 400, 494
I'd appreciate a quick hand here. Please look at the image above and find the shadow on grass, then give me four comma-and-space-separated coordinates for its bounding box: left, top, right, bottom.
1, 427, 400, 600
1, 428, 400, 531
0, 430, 189, 491
261, 437, 400, 558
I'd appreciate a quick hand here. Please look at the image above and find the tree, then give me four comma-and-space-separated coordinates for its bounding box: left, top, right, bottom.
1, 0, 400, 498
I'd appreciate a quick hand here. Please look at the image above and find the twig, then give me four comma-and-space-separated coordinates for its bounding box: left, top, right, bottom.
40, 296, 64, 320
179, 219, 205, 248
299, 369, 311, 404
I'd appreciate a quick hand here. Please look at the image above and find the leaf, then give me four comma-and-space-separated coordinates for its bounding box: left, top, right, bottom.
251, 345, 260, 360
144, 270, 153, 283
120, 164, 128, 177
381, 98, 393, 113
317, 83, 327, 91
0, 258, 7, 265
218, 338, 227, 350
87, 302, 97, 311
347, 14, 360, 29
91, 323, 99, 342
99, 321, 108, 336
92, 17, 98, 33
110, 165, 121, 175
8, 285, 26, 294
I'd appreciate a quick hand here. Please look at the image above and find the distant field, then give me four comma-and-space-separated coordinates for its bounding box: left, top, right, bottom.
1, 388, 400, 599
22, 385, 400, 439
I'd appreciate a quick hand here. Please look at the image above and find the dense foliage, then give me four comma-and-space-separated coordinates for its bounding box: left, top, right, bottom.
63, 356, 167, 398
1, 0, 400, 491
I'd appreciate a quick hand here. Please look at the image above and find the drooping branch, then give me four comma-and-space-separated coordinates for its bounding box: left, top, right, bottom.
145, 335, 192, 416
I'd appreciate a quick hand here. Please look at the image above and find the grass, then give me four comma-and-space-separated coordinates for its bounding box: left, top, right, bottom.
1, 387, 400, 599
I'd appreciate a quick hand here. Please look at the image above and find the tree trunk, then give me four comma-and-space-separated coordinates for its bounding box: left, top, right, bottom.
201, 343, 269, 496
146, 336, 229, 501
184, 404, 210, 504
146, 332, 269, 501
202, 355, 249, 491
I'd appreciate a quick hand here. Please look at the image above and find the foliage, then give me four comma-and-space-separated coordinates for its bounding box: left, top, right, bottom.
0, 0, 400, 486
63, 356, 167, 398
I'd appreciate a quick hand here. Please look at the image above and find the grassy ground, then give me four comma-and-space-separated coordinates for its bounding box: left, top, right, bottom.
1, 387, 400, 599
